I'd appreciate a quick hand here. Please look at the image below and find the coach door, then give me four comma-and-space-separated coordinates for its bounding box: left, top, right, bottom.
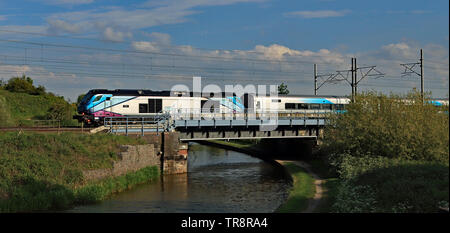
105, 96, 112, 116
148, 98, 162, 113
243, 93, 254, 114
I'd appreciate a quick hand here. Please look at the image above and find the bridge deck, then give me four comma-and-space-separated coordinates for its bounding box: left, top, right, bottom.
103, 113, 327, 139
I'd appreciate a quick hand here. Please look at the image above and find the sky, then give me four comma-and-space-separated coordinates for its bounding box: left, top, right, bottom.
0, 0, 448, 101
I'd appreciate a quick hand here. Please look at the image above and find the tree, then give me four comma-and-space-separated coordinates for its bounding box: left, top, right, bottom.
4, 75, 46, 95
278, 83, 289, 95
46, 101, 72, 122
77, 94, 86, 105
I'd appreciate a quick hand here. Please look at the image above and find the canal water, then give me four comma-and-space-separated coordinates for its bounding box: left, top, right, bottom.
66, 143, 291, 213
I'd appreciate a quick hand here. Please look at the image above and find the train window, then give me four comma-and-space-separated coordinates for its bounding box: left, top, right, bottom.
123, 105, 129, 108
322, 104, 332, 110
93, 95, 102, 102
271, 99, 281, 103
256, 101, 261, 109
148, 99, 162, 113
106, 97, 111, 101
298, 103, 308, 109
285, 103, 296, 109
139, 104, 148, 113
309, 104, 320, 109
201, 100, 220, 113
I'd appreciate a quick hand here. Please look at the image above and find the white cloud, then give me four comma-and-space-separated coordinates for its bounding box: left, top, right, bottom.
0, 65, 59, 81
46, 0, 265, 34
131, 41, 161, 52
357, 41, 449, 91
0, 25, 47, 36
284, 10, 351, 19
380, 42, 416, 59
144, 32, 172, 45
102, 27, 132, 42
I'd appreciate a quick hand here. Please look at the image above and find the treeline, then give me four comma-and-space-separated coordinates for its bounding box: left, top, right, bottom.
319, 91, 449, 212
0, 75, 77, 126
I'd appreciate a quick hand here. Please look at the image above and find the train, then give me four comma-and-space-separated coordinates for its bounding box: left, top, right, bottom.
74, 89, 449, 125
74, 89, 351, 125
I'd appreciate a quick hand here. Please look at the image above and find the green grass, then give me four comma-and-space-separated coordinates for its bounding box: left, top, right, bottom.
0, 90, 78, 127
306, 158, 340, 213
0, 132, 156, 212
74, 166, 159, 204
314, 178, 339, 213
276, 162, 315, 213
333, 158, 449, 213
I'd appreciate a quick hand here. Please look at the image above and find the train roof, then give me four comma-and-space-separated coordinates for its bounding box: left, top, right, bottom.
86, 89, 349, 98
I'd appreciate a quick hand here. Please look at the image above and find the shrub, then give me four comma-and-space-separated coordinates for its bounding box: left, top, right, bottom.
4, 75, 45, 95
45, 101, 74, 124
323, 90, 449, 163
331, 155, 449, 213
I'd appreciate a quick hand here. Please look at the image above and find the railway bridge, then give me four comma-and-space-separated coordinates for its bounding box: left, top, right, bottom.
99, 110, 330, 174
102, 110, 327, 140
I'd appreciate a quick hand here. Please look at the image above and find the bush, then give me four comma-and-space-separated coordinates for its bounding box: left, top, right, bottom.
323, 90, 449, 163
45, 101, 74, 124
331, 156, 449, 213
4, 75, 45, 95
322, 90, 449, 213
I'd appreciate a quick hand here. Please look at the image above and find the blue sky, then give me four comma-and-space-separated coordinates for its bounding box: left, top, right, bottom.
0, 0, 448, 100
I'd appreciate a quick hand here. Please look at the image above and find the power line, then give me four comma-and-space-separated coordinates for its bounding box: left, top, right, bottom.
400, 49, 424, 100
0, 54, 313, 76
0, 39, 349, 66
0, 29, 357, 60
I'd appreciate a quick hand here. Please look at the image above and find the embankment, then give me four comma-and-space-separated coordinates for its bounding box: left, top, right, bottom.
0, 132, 160, 212
0, 89, 78, 127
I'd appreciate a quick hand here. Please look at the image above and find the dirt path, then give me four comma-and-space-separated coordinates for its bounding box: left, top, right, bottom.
278, 160, 325, 213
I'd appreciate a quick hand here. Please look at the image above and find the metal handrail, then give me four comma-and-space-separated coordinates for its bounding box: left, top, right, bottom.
103, 109, 332, 135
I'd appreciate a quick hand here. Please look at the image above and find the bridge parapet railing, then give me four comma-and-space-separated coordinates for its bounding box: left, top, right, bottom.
104, 113, 171, 136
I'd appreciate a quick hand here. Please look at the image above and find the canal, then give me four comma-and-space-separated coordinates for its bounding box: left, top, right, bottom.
66, 143, 292, 213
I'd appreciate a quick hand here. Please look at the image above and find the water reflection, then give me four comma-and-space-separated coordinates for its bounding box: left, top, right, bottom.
67, 143, 291, 213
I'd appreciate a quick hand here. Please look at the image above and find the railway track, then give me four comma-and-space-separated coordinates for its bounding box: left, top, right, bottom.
0, 127, 89, 133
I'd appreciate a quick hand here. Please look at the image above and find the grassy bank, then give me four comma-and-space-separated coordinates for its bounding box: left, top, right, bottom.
303, 158, 340, 213
276, 162, 315, 213
0, 89, 78, 127
0, 132, 159, 212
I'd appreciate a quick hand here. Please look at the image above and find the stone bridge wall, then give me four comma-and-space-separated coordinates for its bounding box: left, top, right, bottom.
82, 144, 160, 181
